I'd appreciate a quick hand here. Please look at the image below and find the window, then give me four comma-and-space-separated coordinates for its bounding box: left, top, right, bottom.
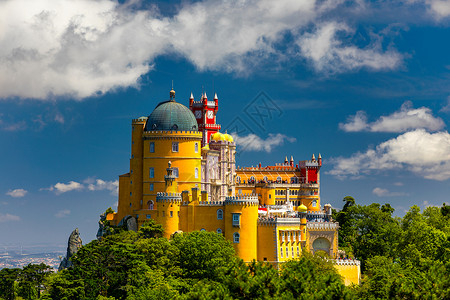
281, 232, 285, 242
312, 200, 317, 208
147, 201, 154, 210
277, 176, 282, 182
297, 246, 300, 256
173, 168, 179, 178
195, 168, 198, 179
236, 176, 241, 184
149, 167, 154, 178
150, 183, 154, 191
280, 247, 283, 258
250, 176, 255, 182
286, 247, 289, 258
233, 232, 240, 243
140, 200, 143, 205
172, 142, 179, 152
216, 228, 222, 234
146, 214, 151, 219
232, 213, 241, 227
201, 228, 206, 231
292, 231, 296, 242
150, 142, 155, 153
238, 189, 242, 194
263, 176, 268, 182
269, 194, 271, 199
287, 231, 291, 242
217, 209, 223, 220
292, 247, 294, 257
162, 212, 165, 217
130, 192, 132, 196
170, 211, 173, 218
195, 143, 198, 153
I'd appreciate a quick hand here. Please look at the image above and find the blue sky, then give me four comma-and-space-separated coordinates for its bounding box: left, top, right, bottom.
1, 0, 450, 246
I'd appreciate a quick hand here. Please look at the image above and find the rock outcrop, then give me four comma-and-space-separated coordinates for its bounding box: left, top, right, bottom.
58, 228, 82, 271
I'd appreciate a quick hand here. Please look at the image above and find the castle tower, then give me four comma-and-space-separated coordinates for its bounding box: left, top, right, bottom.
190, 92, 221, 146
224, 194, 259, 262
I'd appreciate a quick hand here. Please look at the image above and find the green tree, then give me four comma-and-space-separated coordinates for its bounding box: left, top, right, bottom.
0, 268, 19, 300
137, 219, 164, 239
277, 253, 350, 299
16, 263, 51, 299
40, 270, 85, 300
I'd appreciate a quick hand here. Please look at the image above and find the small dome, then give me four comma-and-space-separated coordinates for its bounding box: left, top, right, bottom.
223, 133, 234, 142
145, 100, 198, 131
202, 144, 210, 151
212, 132, 224, 141
298, 204, 308, 212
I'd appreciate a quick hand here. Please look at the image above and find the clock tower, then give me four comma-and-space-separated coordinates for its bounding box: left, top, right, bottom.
189, 92, 221, 146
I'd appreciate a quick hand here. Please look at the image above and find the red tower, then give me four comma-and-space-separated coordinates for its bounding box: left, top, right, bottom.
189, 92, 221, 146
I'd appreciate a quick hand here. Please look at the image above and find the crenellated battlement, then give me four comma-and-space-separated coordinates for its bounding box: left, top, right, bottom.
156, 192, 182, 203
132, 116, 148, 123
224, 194, 259, 206
333, 259, 361, 266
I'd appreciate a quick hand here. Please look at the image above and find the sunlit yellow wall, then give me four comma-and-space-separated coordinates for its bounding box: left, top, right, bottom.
156, 200, 181, 238
257, 223, 277, 261
224, 203, 258, 262
275, 224, 303, 262
114, 174, 131, 224
334, 264, 361, 286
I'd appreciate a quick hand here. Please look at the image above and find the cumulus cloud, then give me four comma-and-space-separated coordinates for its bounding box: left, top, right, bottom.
42, 178, 118, 195
85, 178, 119, 195
0, 213, 20, 222
406, 0, 450, 19
339, 101, 445, 132
372, 187, 407, 197
0, 0, 405, 100
233, 133, 296, 153
6, 189, 28, 198
297, 22, 403, 74
44, 181, 83, 194
55, 209, 71, 218
329, 129, 450, 180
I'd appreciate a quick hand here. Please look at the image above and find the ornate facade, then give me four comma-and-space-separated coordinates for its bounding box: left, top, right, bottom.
107, 89, 360, 284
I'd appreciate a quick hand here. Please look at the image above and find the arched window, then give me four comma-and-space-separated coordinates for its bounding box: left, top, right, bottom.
312, 200, 317, 208
233, 232, 240, 243
194, 142, 198, 153
250, 176, 255, 182
200, 228, 206, 231
216, 228, 222, 234
195, 168, 199, 179
217, 209, 223, 220
263, 176, 268, 182
147, 200, 154, 210
277, 176, 282, 183
235, 176, 241, 184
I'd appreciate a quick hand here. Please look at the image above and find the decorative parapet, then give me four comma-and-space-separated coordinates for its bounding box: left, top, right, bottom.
197, 201, 224, 206
224, 194, 259, 206
333, 259, 361, 266
156, 192, 182, 203
132, 117, 148, 123
306, 222, 339, 230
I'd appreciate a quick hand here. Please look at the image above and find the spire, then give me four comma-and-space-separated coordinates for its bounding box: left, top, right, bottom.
204, 92, 207, 99
318, 153, 322, 159
190, 92, 194, 99
290, 156, 294, 162
169, 81, 175, 101
312, 153, 316, 161
214, 93, 218, 100
284, 156, 288, 163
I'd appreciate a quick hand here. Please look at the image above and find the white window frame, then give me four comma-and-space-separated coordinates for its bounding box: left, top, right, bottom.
194, 142, 198, 153
173, 167, 179, 178
233, 232, 240, 243
312, 200, 317, 208
195, 168, 198, 179
232, 213, 241, 227
172, 142, 179, 152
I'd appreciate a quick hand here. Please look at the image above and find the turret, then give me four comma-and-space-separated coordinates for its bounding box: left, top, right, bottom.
318, 153, 322, 166
189, 92, 194, 109
290, 155, 294, 167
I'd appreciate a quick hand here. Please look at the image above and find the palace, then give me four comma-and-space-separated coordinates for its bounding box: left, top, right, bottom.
106, 89, 360, 285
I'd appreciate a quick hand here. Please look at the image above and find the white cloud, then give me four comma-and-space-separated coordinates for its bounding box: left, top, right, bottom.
297, 22, 403, 74
44, 181, 83, 194
340, 101, 445, 132
0, 213, 20, 222
407, 0, 450, 19
329, 129, 450, 180
85, 178, 119, 195
6, 189, 28, 198
441, 96, 450, 112
372, 187, 407, 197
0, 0, 405, 100
55, 209, 71, 218
42, 178, 118, 195
233, 133, 296, 153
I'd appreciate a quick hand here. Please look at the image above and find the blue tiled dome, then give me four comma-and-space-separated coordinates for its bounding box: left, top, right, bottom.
145, 100, 198, 131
